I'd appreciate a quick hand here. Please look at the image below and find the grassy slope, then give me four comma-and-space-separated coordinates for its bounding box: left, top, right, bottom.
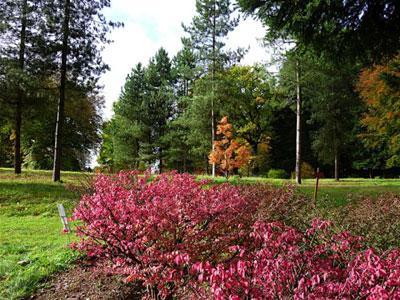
0, 168, 399, 299
0, 169, 85, 300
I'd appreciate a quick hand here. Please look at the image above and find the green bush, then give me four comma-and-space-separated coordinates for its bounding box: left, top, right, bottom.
291, 162, 315, 179
267, 169, 288, 179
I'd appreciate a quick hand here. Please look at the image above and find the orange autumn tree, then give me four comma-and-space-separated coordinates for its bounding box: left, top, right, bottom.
209, 116, 251, 177
357, 54, 400, 167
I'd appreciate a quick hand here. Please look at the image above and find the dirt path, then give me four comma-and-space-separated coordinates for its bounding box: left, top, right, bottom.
30, 262, 143, 300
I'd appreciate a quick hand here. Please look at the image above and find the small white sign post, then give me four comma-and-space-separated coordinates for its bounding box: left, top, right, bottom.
57, 204, 70, 233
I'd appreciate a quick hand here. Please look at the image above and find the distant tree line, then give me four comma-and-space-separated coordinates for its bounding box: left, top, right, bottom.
1, 0, 399, 181
99, 0, 400, 180
0, 0, 118, 180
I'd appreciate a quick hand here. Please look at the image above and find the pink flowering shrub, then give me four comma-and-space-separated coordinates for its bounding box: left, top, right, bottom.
72, 171, 259, 298
73, 171, 400, 299
193, 220, 400, 299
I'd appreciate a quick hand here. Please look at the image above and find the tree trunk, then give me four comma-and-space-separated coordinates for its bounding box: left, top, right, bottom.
211, 0, 216, 177
295, 59, 302, 184
14, 0, 28, 174
184, 78, 188, 97
250, 140, 258, 175
159, 148, 163, 174
334, 152, 339, 181
52, 0, 70, 182
135, 139, 140, 169
211, 88, 216, 177
14, 98, 22, 174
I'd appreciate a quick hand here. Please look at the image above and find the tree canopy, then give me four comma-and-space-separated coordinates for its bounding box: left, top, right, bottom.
238, 0, 400, 63
1, 0, 399, 180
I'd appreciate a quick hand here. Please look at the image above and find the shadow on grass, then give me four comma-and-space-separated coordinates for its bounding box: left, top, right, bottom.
0, 182, 78, 217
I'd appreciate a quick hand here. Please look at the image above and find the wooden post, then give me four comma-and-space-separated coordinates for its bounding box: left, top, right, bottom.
57, 204, 70, 233
313, 168, 320, 207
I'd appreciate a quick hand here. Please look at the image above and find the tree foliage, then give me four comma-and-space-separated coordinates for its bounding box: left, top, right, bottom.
238, 0, 400, 63
209, 116, 251, 177
183, 0, 243, 73
357, 54, 400, 168
0, 0, 116, 172
100, 49, 175, 172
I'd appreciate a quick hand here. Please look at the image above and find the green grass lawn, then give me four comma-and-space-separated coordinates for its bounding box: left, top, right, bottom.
0, 168, 399, 299
0, 168, 85, 300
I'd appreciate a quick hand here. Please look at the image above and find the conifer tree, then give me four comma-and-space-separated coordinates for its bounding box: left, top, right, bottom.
0, 0, 43, 174
183, 0, 243, 176
143, 48, 174, 172
47, 0, 119, 181
108, 49, 175, 172
112, 63, 147, 169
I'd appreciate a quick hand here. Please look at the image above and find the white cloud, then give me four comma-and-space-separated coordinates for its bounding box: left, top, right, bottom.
226, 18, 268, 65
100, 0, 268, 120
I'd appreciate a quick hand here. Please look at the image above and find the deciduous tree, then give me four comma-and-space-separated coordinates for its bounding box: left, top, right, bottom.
209, 116, 251, 177
357, 54, 400, 168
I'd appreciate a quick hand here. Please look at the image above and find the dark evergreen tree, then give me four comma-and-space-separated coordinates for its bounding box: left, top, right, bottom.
238, 0, 400, 63
112, 63, 147, 169
143, 48, 175, 172
162, 39, 198, 172
278, 50, 363, 180
103, 49, 175, 172
173, 38, 198, 97
0, 0, 46, 174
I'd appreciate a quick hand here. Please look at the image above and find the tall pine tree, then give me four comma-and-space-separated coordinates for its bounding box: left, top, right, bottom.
183, 0, 243, 176
143, 48, 174, 172
0, 0, 45, 174
46, 0, 119, 181
104, 48, 175, 172
112, 63, 147, 169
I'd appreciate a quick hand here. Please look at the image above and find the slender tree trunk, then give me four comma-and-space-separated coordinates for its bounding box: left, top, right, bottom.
14, 98, 22, 174
211, 0, 216, 177
159, 148, 163, 174
332, 119, 340, 181
52, 0, 70, 182
15, 0, 28, 174
184, 79, 188, 97
211, 87, 216, 176
135, 139, 140, 169
295, 59, 302, 184
334, 151, 339, 181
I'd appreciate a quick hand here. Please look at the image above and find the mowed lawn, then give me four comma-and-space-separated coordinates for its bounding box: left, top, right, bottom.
0, 168, 87, 300
0, 168, 400, 299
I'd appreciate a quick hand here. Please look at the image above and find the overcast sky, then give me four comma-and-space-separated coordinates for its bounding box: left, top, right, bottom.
99, 0, 269, 120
